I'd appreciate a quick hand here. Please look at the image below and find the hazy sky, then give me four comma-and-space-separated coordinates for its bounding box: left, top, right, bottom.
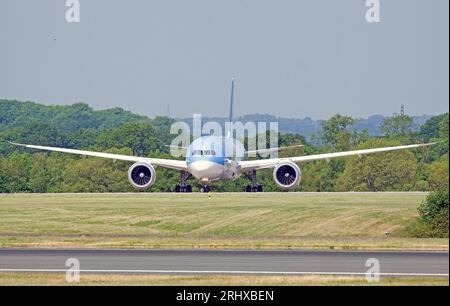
0, 0, 448, 119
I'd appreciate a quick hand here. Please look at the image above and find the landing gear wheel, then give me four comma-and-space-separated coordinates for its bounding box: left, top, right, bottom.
244, 171, 263, 192
245, 184, 262, 192
200, 186, 211, 193
175, 184, 193, 193
176, 171, 192, 193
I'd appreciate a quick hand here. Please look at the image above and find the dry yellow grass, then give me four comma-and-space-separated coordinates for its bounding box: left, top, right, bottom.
0, 273, 447, 286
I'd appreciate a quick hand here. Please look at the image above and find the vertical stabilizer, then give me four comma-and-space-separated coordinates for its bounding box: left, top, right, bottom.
227, 78, 235, 137
229, 78, 235, 123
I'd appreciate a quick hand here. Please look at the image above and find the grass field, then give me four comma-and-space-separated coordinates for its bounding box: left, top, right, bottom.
0, 273, 448, 286
0, 193, 448, 251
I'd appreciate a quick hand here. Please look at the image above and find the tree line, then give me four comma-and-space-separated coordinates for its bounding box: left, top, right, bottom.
0, 99, 448, 193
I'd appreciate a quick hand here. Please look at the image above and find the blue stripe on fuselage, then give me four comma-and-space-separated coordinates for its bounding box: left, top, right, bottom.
186, 156, 226, 166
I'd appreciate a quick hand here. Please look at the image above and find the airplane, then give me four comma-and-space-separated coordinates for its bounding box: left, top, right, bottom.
8, 79, 435, 193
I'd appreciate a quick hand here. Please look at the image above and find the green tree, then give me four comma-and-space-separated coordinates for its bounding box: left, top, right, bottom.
26, 153, 70, 193
380, 114, 414, 138
4, 152, 33, 192
418, 190, 449, 238
1, 99, 148, 134
336, 139, 418, 191
438, 114, 449, 154
426, 158, 449, 190
420, 113, 447, 142
96, 122, 163, 156
62, 148, 133, 193
0, 156, 7, 193
300, 159, 345, 192
94, 107, 150, 130
440, 114, 449, 139
0, 123, 67, 155
52, 103, 100, 131
400, 189, 449, 238
420, 114, 449, 162
419, 189, 449, 221
63, 158, 131, 193
29, 154, 51, 193
317, 114, 369, 151
150, 116, 177, 146
319, 114, 355, 150
66, 128, 99, 149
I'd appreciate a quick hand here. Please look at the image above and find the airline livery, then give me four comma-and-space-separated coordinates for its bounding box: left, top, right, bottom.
9, 80, 434, 192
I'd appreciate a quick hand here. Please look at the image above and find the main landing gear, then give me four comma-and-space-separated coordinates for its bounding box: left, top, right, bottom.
244, 170, 263, 193
175, 171, 192, 193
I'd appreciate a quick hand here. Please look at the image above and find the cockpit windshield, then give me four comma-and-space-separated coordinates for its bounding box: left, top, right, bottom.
191, 150, 217, 156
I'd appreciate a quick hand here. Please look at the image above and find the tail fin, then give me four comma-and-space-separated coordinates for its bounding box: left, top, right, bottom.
227, 78, 235, 137
229, 78, 235, 123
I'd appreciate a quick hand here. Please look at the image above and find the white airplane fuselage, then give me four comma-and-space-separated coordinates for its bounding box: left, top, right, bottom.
186, 136, 245, 183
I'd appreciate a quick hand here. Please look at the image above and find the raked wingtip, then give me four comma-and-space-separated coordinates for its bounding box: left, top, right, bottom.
7, 141, 23, 146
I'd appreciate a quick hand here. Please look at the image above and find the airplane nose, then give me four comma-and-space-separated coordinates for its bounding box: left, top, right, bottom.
189, 160, 223, 180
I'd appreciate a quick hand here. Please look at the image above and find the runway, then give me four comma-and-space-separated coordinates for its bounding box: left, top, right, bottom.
0, 249, 448, 277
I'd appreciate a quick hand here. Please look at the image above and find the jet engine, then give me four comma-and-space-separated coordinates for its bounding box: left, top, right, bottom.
273, 162, 301, 189
128, 162, 156, 191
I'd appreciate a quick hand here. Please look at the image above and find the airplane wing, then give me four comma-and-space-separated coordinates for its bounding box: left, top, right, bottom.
245, 145, 304, 156
8, 142, 188, 171
238, 143, 436, 172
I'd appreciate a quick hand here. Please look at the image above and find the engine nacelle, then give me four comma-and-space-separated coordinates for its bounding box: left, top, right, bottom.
128, 162, 156, 191
273, 162, 301, 189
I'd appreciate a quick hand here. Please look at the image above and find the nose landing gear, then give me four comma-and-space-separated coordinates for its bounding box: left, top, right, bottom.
200, 185, 211, 193
245, 184, 263, 193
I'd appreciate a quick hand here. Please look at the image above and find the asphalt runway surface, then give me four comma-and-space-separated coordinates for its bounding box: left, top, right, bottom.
0, 249, 448, 277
